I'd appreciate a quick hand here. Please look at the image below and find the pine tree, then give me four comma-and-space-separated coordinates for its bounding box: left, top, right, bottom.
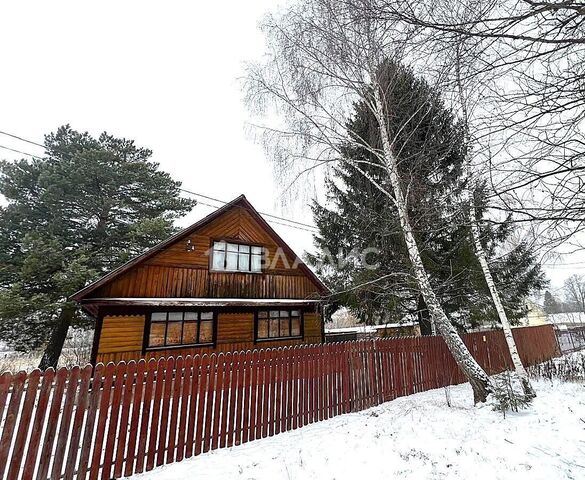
0, 125, 196, 368
308, 62, 545, 333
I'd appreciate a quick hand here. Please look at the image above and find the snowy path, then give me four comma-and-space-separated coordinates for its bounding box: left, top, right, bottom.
127, 379, 585, 480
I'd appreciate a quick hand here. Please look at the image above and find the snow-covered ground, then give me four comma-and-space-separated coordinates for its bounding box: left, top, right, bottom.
128, 376, 585, 480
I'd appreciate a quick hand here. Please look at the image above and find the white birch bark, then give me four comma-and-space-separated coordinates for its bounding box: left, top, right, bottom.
372, 88, 493, 403
454, 50, 536, 398
468, 203, 535, 398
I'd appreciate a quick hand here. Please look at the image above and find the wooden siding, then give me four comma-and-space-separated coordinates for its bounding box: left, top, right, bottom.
97, 316, 144, 354
96, 311, 322, 364
90, 207, 321, 300
92, 266, 318, 299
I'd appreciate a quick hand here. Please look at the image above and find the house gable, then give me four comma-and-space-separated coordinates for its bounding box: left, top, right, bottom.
72, 195, 327, 303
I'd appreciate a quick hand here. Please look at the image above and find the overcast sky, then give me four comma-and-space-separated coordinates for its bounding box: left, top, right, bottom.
0, 1, 582, 296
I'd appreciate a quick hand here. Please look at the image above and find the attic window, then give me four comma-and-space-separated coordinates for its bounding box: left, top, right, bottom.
211, 241, 263, 272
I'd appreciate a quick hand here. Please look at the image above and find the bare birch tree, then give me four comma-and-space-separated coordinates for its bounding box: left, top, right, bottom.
245, 0, 494, 402
367, 0, 585, 255
452, 37, 536, 399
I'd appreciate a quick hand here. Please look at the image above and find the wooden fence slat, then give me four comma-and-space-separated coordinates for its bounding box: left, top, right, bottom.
194, 354, 210, 456
77, 364, 105, 480
22, 369, 55, 480
219, 352, 231, 449
256, 350, 271, 438
301, 346, 309, 425
211, 353, 224, 451
0, 372, 12, 432
157, 356, 175, 467
291, 347, 299, 430
101, 362, 127, 480
246, 350, 258, 443
273, 348, 282, 436
226, 352, 239, 448
36, 368, 69, 480
0, 371, 26, 479
113, 361, 137, 479
283, 347, 292, 432
7, 369, 40, 480
166, 356, 183, 465
88, 362, 116, 480
176, 356, 193, 463
202, 355, 216, 453
146, 358, 166, 471
135, 359, 157, 474
233, 351, 246, 446
124, 359, 147, 477
63, 364, 93, 480
184, 355, 200, 459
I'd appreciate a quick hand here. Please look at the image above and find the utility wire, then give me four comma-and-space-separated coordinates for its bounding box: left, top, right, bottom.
0, 144, 43, 158
195, 199, 318, 233
0, 130, 45, 149
0, 130, 319, 234
178, 187, 318, 231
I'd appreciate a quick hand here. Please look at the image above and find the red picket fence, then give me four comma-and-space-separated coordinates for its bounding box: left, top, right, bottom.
0, 324, 558, 480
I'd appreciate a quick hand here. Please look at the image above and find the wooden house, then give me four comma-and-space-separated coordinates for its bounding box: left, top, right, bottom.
72, 195, 328, 364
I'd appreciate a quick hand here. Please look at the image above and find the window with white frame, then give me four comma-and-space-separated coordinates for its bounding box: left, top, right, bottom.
211, 241, 263, 272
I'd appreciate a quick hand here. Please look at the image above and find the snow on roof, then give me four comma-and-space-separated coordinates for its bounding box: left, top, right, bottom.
325, 323, 416, 334
82, 297, 322, 307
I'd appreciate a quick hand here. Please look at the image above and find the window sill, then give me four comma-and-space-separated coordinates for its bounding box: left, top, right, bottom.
255, 336, 303, 343
145, 342, 215, 352
210, 269, 264, 274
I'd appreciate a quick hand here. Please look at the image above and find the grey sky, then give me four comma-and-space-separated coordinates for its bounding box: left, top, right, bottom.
0, 0, 582, 294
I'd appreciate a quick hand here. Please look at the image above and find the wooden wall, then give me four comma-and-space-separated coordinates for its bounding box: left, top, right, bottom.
95, 311, 323, 364
90, 207, 321, 300
92, 266, 318, 299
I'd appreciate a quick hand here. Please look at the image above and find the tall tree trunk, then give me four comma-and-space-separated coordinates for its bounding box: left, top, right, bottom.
38, 304, 74, 370
469, 201, 536, 398
373, 90, 493, 403
453, 48, 535, 399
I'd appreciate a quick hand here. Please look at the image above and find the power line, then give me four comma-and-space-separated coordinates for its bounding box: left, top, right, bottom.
195, 199, 318, 233
0, 131, 319, 234
0, 130, 45, 149
178, 187, 318, 231
0, 144, 43, 158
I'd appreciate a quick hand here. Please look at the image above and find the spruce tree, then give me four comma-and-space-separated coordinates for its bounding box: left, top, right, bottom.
0, 125, 196, 368
308, 62, 545, 332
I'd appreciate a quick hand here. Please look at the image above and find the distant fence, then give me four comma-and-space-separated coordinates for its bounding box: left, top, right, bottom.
556, 325, 585, 354
0, 324, 558, 480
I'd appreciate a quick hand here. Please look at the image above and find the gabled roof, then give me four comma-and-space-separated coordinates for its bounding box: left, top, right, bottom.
71, 194, 328, 302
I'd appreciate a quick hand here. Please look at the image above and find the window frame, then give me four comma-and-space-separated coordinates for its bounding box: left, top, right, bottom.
144, 310, 217, 351
210, 239, 264, 274
254, 309, 304, 343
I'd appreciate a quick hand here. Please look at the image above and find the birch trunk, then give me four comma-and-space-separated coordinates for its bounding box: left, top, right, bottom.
454, 49, 536, 399
373, 90, 493, 403
468, 206, 536, 398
